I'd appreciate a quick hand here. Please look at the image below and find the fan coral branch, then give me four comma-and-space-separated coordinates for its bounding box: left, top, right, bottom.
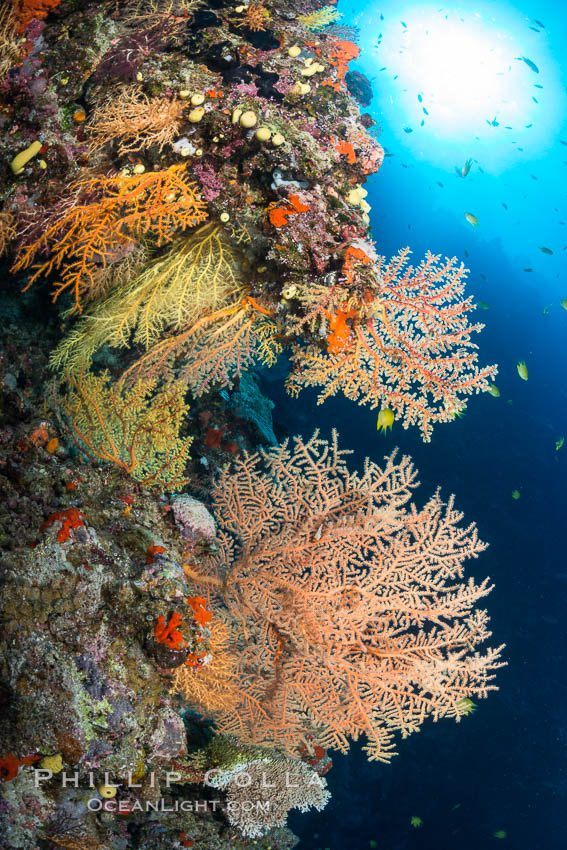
178, 431, 504, 761
87, 88, 187, 155
51, 223, 245, 371
12, 165, 208, 312
287, 249, 498, 441
119, 297, 282, 396
58, 370, 192, 490
298, 6, 342, 31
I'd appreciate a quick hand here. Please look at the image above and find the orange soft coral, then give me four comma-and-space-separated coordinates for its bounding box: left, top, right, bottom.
326, 305, 358, 354
342, 245, 372, 283
187, 595, 212, 628
40, 507, 86, 543
0, 753, 39, 781
154, 612, 186, 649
334, 140, 356, 164
267, 194, 310, 228
12, 0, 62, 33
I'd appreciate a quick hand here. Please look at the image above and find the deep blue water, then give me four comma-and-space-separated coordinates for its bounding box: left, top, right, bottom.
279, 0, 567, 847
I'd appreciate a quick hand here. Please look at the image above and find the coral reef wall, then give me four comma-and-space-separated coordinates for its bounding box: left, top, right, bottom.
0, 0, 503, 848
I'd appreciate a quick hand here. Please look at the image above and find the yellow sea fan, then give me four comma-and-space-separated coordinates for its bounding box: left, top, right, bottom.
59, 369, 192, 490
51, 222, 245, 372
298, 6, 341, 30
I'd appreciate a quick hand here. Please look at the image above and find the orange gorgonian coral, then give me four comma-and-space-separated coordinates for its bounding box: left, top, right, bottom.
181, 431, 504, 762
232, 1, 270, 32
287, 247, 498, 441
86, 90, 187, 155
12, 165, 208, 312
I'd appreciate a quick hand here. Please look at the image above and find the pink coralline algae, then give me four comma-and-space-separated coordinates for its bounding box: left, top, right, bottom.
192, 161, 224, 201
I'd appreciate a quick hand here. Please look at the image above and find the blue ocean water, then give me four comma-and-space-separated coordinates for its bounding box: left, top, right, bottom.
277, 1, 567, 847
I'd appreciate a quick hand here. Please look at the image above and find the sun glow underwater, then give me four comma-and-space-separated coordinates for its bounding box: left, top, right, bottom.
363, 2, 565, 158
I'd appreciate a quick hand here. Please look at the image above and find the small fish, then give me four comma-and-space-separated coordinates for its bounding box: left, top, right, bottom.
542, 305, 551, 315
532, 96, 539, 103
534, 84, 543, 88
422, 107, 429, 115
539, 246, 553, 254
417, 93, 423, 102
561, 299, 567, 310
556, 437, 564, 451
523, 267, 533, 272
511, 490, 521, 501
401, 20, 407, 28
403, 126, 413, 133
437, 181, 444, 187
458, 697, 477, 715
410, 816, 423, 828
464, 249, 469, 257
487, 117, 499, 126
477, 301, 490, 310
560, 140, 567, 146
461, 158, 473, 178
487, 383, 500, 397
465, 212, 478, 226
480, 273, 487, 280
420, 119, 424, 126
493, 829, 508, 839
528, 25, 540, 32
502, 202, 508, 210
519, 56, 539, 73
517, 361, 529, 380
525, 123, 533, 128
531, 175, 538, 180
534, 18, 545, 27
377, 407, 394, 434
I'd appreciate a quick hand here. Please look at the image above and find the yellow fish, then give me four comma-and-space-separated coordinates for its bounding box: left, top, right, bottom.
465, 212, 478, 226
512, 490, 521, 500
461, 158, 473, 177
410, 816, 423, 828
493, 829, 507, 839
457, 697, 477, 715
377, 407, 394, 434
516, 361, 528, 380
542, 304, 551, 315
477, 300, 491, 310
561, 299, 567, 311
487, 383, 500, 398
556, 437, 564, 451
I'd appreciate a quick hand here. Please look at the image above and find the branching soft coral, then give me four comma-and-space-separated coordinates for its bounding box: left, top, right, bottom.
180, 431, 504, 761
51, 223, 245, 371
87, 88, 187, 155
12, 165, 208, 312
58, 369, 192, 490
118, 296, 282, 397
286, 248, 498, 442
0, 5, 22, 79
